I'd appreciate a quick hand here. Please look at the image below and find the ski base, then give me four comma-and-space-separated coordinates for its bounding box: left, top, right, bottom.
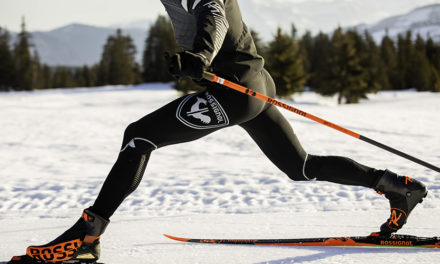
164, 233, 440, 248
7, 255, 103, 264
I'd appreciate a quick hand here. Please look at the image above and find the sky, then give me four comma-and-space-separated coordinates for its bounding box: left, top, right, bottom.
0, 0, 439, 33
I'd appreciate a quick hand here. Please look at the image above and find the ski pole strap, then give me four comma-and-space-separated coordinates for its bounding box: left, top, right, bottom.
202, 72, 440, 173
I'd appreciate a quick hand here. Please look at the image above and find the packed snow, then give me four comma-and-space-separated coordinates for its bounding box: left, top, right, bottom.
0, 84, 439, 263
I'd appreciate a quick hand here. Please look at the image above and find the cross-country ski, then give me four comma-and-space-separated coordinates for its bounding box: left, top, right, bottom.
164, 233, 440, 248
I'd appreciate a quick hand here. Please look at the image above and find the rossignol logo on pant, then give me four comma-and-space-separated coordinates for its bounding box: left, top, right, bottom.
176, 91, 229, 129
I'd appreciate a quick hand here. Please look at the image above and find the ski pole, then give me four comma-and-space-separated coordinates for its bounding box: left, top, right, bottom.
203, 72, 440, 173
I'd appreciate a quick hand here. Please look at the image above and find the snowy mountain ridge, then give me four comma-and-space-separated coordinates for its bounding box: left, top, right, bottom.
9, 3, 440, 66
11, 23, 149, 66
353, 4, 440, 43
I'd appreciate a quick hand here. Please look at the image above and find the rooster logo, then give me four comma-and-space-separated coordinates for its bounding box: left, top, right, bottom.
176, 91, 229, 129
186, 97, 211, 124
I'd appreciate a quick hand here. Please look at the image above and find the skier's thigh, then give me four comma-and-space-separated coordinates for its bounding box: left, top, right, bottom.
124, 89, 250, 149
240, 105, 308, 181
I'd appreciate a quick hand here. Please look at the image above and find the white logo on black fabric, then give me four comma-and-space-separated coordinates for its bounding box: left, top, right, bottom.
176, 91, 229, 129
186, 97, 211, 124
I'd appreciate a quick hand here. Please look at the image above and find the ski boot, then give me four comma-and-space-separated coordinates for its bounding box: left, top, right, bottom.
375, 170, 427, 235
20, 208, 109, 263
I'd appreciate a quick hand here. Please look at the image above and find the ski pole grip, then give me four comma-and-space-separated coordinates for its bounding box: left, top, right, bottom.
203, 72, 217, 82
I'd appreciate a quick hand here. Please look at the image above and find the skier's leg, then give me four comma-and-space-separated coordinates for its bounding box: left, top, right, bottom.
305, 155, 382, 187
305, 154, 428, 232
239, 105, 308, 181
25, 209, 108, 262
307, 155, 426, 234
240, 104, 426, 234
26, 82, 268, 262
23, 92, 217, 261
240, 102, 381, 187
91, 84, 264, 220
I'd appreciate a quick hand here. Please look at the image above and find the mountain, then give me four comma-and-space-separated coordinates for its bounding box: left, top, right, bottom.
8, 3, 439, 66
353, 4, 440, 43
12, 23, 149, 66
239, 1, 440, 40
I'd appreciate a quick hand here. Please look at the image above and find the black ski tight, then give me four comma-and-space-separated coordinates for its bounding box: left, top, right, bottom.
91, 70, 382, 219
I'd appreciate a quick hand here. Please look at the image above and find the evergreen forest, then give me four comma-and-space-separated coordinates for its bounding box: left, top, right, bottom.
1, 16, 439, 103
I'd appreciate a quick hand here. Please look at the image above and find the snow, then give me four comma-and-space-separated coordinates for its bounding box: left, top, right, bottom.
0, 84, 439, 263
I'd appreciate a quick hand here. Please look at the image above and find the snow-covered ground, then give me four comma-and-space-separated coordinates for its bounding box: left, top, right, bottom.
0, 84, 439, 263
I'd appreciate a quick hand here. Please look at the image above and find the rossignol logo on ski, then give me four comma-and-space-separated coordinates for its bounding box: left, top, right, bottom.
380, 240, 413, 246
176, 91, 229, 129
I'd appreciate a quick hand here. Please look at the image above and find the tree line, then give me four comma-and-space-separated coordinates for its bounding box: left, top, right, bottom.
1, 16, 439, 103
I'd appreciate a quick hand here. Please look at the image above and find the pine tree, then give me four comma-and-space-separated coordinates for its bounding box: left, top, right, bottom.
414, 34, 426, 53
308, 32, 331, 89
82, 65, 98, 87
426, 37, 440, 71
409, 34, 432, 91
13, 17, 35, 90
428, 65, 440, 92
396, 32, 414, 90
143, 15, 179, 82
359, 30, 385, 93
298, 30, 313, 81
410, 54, 433, 91
0, 27, 14, 91
40, 64, 52, 89
90, 65, 100, 87
380, 34, 398, 90
132, 62, 143, 85
290, 24, 298, 41
314, 28, 368, 104
265, 27, 305, 98
31, 51, 44, 89
74, 66, 87, 87
99, 29, 138, 85
52, 66, 76, 88
425, 37, 440, 92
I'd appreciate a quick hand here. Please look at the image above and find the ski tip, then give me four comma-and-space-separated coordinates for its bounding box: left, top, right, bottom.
8, 255, 27, 264
163, 234, 191, 242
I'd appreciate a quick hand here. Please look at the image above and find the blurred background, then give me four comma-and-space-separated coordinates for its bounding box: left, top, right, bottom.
0, 0, 439, 102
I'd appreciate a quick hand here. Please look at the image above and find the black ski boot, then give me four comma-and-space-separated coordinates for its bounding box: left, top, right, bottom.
375, 170, 427, 235
25, 208, 109, 263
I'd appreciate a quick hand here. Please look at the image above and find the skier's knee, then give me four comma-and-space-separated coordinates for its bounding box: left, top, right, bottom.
123, 122, 140, 140
286, 154, 316, 181
286, 170, 310, 181
120, 122, 158, 154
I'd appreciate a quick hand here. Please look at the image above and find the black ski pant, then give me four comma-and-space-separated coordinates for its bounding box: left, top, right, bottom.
91, 70, 383, 219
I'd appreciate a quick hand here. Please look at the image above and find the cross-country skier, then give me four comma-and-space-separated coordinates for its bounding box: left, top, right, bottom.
16, 0, 428, 263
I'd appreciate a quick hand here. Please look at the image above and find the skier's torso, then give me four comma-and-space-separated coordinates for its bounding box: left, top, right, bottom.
160, 0, 264, 83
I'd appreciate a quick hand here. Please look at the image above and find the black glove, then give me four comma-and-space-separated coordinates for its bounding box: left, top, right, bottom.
167, 51, 209, 80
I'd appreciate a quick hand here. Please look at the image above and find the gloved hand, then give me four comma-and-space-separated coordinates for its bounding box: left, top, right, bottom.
167, 51, 209, 80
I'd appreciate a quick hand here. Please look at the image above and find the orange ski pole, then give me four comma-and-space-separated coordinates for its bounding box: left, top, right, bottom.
203, 72, 440, 173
